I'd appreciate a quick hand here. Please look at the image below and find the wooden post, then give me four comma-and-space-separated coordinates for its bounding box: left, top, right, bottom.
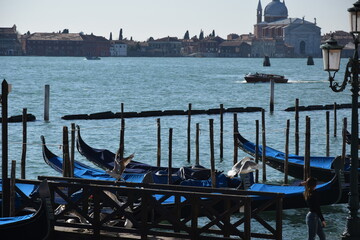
295, 98, 299, 155
63, 126, 70, 177
334, 102, 337, 137
187, 103, 191, 163
220, 104, 224, 159
70, 123, 75, 178
10, 160, 16, 217
284, 119, 290, 184
233, 114, 238, 166
2, 79, 10, 217
44, 84, 50, 121
270, 79, 275, 113
255, 120, 259, 183
209, 119, 216, 188
119, 103, 125, 160
304, 116, 311, 180
21, 108, 27, 179
195, 123, 200, 166
261, 109, 267, 182
326, 111, 330, 157
341, 118, 348, 169
157, 118, 161, 167
168, 128, 173, 185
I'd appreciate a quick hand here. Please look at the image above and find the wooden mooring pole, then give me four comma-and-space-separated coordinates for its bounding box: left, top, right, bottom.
70, 123, 75, 177
295, 98, 299, 155
21, 108, 27, 179
157, 118, 161, 167
304, 116, 311, 180
270, 79, 275, 113
233, 114, 238, 166
63, 126, 70, 178
209, 119, 216, 188
10, 160, 16, 217
341, 118, 348, 169
326, 111, 330, 157
334, 102, 337, 137
119, 103, 125, 160
196, 123, 200, 166
168, 128, 173, 185
220, 104, 224, 159
44, 84, 50, 121
187, 103, 191, 163
255, 120, 259, 183
262, 109, 267, 182
2, 79, 10, 217
284, 119, 290, 184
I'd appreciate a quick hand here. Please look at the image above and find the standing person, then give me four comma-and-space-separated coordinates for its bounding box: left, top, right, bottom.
303, 177, 326, 240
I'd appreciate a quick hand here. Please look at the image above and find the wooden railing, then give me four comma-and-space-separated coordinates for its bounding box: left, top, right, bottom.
37, 176, 284, 240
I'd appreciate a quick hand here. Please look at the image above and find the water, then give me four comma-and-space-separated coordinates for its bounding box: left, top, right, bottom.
0, 56, 354, 239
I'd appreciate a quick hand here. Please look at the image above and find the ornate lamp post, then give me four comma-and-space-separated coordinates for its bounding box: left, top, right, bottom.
321, 1, 360, 239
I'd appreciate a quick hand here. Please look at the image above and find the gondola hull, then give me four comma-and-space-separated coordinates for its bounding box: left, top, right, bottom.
0, 181, 52, 240
235, 129, 350, 182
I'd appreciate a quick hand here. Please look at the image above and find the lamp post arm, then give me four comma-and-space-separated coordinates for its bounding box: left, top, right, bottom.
329, 61, 352, 92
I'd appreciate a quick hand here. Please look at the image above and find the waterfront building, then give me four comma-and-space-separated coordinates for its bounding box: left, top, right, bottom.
26, 32, 83, 56
181, 37, 199, 56
253, 0, 321, 57
218, 40, 251, 57
196, 36, 225, 57
81, 34, 110, 57
147, 36, 182, 57
25, 32, 110, 57
110, 40, 127, 56
0, 25, 22, 55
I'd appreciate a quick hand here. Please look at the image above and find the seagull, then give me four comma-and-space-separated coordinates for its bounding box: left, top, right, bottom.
106, 151, 135, 181
227, 157, 261, 177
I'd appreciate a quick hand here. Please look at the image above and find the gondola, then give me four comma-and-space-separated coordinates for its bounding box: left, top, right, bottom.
0, 181, 52, 239
42, 135, 147, 183
43, 135, 345, 210
248, 172, 345, 210
76, 125, 179, 173
42, 135, 239, 187
235, 126, 353, 182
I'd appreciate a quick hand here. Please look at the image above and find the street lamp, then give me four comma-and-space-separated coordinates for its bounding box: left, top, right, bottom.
320, 1, 360, 239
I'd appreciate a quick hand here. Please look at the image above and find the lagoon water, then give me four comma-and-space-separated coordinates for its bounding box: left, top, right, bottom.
0, 56, 355, 239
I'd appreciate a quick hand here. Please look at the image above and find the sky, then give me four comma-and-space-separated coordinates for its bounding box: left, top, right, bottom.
0, 0, 356, 41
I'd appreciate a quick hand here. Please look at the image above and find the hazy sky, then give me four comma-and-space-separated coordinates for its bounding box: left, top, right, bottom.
0, 0, 355, 41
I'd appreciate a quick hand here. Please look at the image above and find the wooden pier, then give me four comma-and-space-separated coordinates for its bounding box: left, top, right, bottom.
11, 177, 284, 240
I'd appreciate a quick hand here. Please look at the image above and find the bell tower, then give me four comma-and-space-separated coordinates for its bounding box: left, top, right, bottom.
257, 0, 262, 23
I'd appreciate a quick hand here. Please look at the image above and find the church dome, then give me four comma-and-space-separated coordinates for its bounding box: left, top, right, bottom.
264, 0, 288, 21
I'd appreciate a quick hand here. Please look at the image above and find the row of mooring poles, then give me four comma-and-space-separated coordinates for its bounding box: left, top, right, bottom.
257, 98, 341, 183
113, 100, 341, 185
2, 80, 31, 216
154, 117, 220, 187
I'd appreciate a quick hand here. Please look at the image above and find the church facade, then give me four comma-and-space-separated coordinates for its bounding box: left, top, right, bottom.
253, 0, 321, 58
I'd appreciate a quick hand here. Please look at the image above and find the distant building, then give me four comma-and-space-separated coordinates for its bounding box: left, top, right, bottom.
0, 25, 22, 55
147, 37, 182, 57
218, 41, 251, 57
81, 34, 110, 57
197, 36, 224, 57
110, 40, 127, 56
26, 32, 83, 56
25, 32, 110, 56
253, 0, 321, 57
